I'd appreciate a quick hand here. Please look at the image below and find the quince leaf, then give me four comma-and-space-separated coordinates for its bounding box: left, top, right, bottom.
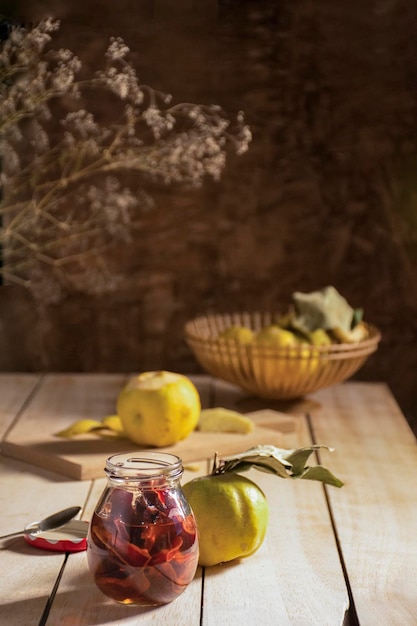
213, 444, 344, 487
352, 308, 364, 327
292, 286, 355, 333
298, 465, 344, 488
280, 445, 328, 475
216, 448, 291, 478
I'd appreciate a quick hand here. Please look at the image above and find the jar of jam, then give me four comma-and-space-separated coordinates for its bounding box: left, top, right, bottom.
87, 451, 199, 606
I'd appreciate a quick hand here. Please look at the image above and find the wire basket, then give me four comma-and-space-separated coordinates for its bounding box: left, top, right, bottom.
184, 312, 381, 399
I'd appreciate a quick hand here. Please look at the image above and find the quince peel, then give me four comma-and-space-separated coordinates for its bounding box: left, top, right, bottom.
56, 407, 255, 441
198, 408, 254, 434
55, 415, 126, 439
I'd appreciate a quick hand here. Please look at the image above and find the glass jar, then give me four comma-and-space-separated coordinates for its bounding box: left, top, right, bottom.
86, 451, 199, 606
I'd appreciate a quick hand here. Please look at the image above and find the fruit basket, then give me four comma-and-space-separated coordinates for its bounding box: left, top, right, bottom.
184, 312, 381, 400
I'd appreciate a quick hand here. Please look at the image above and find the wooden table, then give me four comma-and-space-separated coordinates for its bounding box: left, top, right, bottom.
1, 374, 416, 626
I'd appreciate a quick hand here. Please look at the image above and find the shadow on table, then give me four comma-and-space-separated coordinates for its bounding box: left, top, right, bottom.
235, 393, 322, 416
0, 590, 156, 626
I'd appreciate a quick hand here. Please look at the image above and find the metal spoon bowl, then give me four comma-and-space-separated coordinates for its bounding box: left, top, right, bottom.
0, 505, 81, 541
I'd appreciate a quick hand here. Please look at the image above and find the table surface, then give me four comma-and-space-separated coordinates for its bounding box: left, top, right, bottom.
1, 373, 416, 626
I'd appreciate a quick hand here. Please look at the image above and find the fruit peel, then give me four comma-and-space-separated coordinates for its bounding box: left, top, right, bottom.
55, 419, 105, 438
198, 408, 254, 434
55, 415, 127, 439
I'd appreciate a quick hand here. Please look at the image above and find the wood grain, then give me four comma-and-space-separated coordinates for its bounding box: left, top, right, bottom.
196, 381, 349, 625
0, 454, 92, 626
0, 373, 40, 438
201, 467, 349, 626
311, 382, 417, 625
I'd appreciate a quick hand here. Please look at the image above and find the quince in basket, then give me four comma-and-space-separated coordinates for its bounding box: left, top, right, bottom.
254, 325, 297, 347
219, 326, 254, 344
215, 286, 369, 347
185, 287, 380, 400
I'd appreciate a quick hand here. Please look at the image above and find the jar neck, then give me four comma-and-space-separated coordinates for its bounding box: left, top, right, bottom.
105, 451, 183, 486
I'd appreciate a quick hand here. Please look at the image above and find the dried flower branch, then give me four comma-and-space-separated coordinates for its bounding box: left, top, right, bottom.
0, 18, 251, 301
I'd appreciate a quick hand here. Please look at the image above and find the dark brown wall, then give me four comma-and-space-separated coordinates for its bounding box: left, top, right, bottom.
2, 1, 417, 433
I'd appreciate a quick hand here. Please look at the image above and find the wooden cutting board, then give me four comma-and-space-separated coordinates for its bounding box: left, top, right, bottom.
1, 374, 296, 480
2, 410, 296, 480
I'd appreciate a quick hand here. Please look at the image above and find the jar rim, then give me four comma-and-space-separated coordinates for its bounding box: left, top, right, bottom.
105, 451, 183, 481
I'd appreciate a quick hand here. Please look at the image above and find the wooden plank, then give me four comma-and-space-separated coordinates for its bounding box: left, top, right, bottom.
310, 382, 417, 626
2, 374, 295, 480
202, 478, 350, 625
200, 418, 349, 625
0, 548, 65, 626
0, 373, 40, 438
0, 382, 87, 626
0, 455, 92, 626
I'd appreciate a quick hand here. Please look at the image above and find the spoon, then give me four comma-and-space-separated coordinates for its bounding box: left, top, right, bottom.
0, 506, 82, 541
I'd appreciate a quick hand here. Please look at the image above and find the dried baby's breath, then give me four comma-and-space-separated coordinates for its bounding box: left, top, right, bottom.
0, 19, 252, 301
